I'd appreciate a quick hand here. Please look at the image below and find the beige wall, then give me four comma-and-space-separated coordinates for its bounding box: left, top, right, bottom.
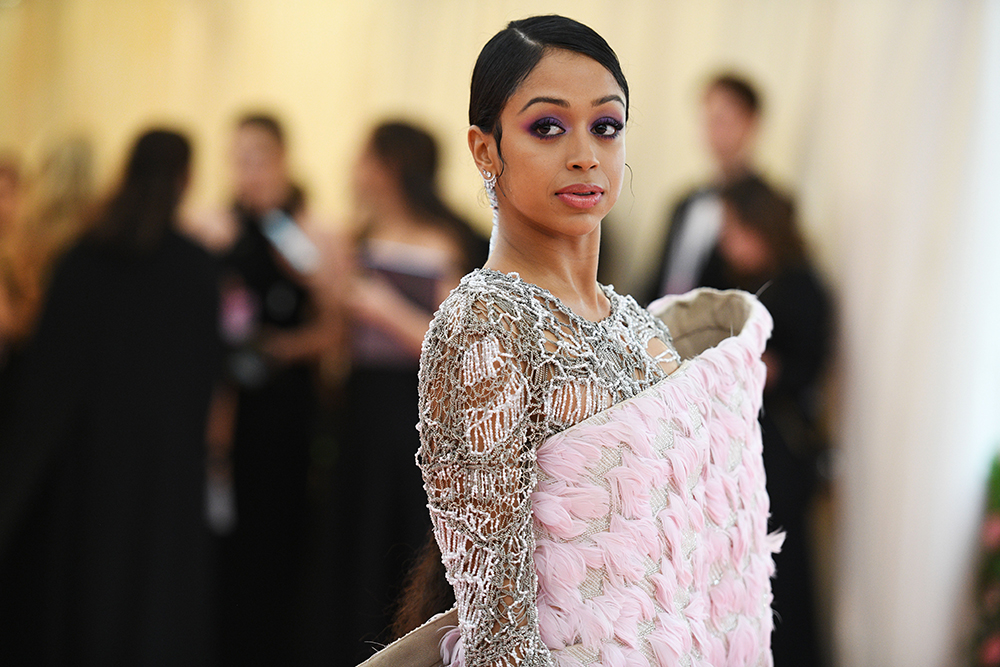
0, 0, 833, 292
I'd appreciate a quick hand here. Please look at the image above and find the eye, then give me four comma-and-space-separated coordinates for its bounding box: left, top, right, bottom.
592, 117, 625, 137
529, 117, 566, 138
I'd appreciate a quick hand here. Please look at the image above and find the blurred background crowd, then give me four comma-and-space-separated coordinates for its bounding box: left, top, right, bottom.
1, 1, 999, 666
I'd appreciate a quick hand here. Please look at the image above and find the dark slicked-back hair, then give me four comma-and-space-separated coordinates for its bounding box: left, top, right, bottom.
469, 15, 629, 158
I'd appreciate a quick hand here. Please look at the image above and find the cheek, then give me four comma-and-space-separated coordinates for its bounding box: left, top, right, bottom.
707, 118, 741, 152
501, 170, 546, 213
245, 169, 269, 191
352, 161, 374, 194
497, 144, 551, 200
724, 228, 768, 269
604, 144, 626, 197
720, 225, 747, 257
235, 153, 261, 177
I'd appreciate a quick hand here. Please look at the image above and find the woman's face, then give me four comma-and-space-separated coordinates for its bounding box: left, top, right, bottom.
719, 204, 773, 275
232, 125, 288, 212
480, 49, 626, 242
351, 145, 395, 210
703, 86, 757, 174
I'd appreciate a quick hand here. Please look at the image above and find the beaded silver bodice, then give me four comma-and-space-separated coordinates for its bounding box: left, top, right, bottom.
417, 269, 680, 666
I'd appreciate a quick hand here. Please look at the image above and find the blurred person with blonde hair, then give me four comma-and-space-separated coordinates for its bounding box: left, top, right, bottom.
0, 154, 29, 354
0, 153, 31, 439
0, 141, 95, 432
0, 156, 20, 229
0, 141, 94, 354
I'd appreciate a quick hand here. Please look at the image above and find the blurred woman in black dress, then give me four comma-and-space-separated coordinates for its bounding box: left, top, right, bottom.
334, 121, 486, 663
0, 129, 221, 666
715, 174, 832, 666
214, 113, 334, 666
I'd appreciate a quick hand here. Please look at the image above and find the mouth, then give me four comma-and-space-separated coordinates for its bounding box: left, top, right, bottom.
555, 184, 605, 210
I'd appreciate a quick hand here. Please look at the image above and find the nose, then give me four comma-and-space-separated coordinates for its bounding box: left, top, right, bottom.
567, 133, 599, 171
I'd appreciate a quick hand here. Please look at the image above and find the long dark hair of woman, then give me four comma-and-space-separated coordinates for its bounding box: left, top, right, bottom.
718, 174, 808, 283
367, 121, 487, 271
91, 129, 191, 255
391, 527, 455, 638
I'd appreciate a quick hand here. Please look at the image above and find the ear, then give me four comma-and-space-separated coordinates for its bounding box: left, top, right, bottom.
468, 125, 499, 176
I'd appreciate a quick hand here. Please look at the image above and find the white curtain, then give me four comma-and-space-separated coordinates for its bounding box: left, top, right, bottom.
803, 2, 1000, 664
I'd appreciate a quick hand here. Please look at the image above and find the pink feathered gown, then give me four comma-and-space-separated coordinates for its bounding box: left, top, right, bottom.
416, 271, 779, 667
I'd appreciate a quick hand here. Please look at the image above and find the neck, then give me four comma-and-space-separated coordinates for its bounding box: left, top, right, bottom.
485, 221, 608, 322
239, 182, 293, 216
717, 159, 752, 185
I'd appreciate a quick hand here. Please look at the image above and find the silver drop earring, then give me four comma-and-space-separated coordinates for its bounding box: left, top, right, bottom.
483, 171, 499, 254
482, 171, 498, 211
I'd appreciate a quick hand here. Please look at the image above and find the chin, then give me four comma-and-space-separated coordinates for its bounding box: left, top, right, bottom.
556, 216, 604, 238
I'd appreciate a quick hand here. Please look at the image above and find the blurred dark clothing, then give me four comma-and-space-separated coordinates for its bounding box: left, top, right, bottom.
0, 231, 222, 666
336, 366, 428, 664
225, 198, 311, 336
714, 265, 832, 667
216, 197, 318, 667
0, 343, 25, 437
334, 240, 442, 664
755, 268, 831, 435
640, 185, 729, 306
645, 175, 831, 665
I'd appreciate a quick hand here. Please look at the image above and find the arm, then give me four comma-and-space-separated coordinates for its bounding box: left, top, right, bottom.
346, 274, 433, 358
417, 303, 553, 666
260, 225, 346, 364
259, 309, 336, 363
345, 235, 467, 359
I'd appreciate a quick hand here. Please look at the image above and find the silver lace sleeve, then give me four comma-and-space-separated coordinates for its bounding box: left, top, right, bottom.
418, 294, 554, 666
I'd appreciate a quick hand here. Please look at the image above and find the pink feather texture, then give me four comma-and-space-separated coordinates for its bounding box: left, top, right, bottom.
444, 292, 779, 666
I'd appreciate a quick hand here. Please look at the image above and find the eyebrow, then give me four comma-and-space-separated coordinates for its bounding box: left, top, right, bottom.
519, 94, 626, 114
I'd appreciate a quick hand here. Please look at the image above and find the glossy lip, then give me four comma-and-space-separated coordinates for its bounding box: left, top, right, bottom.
555, 184, 605, 210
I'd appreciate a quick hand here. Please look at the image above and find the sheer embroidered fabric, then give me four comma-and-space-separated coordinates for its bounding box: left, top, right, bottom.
417, 269, 681, 666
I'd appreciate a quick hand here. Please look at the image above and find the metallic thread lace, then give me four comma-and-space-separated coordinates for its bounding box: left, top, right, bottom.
417, 269, 680, 667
